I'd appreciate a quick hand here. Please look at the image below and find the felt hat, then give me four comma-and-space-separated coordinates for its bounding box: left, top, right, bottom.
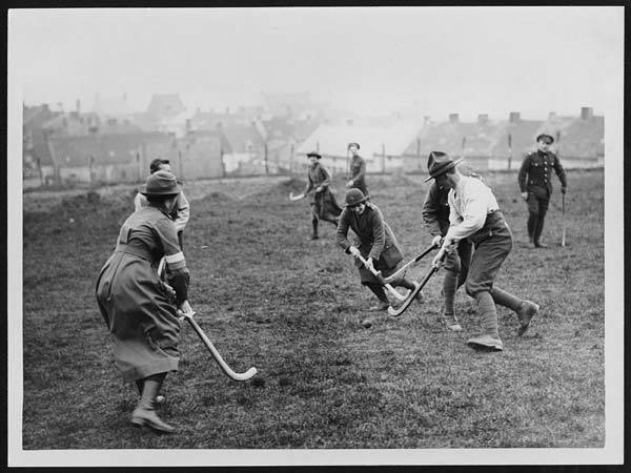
306, 151, 322, 159
347, 142, 361, 150
424, 151, 463, 182
345, 188, 367, 207
536, 133, 554, 144
139, 170, 183, 196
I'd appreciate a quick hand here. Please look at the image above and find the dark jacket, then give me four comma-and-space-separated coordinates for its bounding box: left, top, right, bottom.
518, 150, 567, 194
422, 181, 451, 237
348, 154, 368, 195
336, 202, 403, 270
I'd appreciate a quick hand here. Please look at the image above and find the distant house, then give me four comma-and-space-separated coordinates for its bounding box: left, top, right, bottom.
177, 129, 227, 179
220, 123, 267, 175
44, 132, 176, 184
23, 104, 61, 179
536, 108, 605, 168
297, 123, 421, 174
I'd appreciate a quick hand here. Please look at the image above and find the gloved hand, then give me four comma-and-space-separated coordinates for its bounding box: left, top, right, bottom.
431, 235, 443, 247
349, 246, 361, 258
179, 300, 194, 316
315, 186, 323, 193
345, 180, 354, 188
364, 258, 375, 272
521, 191, 528, 201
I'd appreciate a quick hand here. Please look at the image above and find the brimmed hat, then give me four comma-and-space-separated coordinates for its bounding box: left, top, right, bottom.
149, 158, 170, 174
424, 151, 463, 182
306, 151, 322, 159
347, 142, 360, 150
345, 188, 367, 207
139, 170, 183, 196
536, 133, 554, 144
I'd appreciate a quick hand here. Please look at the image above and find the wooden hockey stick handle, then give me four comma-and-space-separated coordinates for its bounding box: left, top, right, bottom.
180, 309, 257, 381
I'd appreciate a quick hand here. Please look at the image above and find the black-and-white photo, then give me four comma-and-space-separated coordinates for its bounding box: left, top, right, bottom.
7, 5, 625, 468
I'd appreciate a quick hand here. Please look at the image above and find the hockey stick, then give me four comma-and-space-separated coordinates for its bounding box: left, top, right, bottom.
387, 251, 446, 317
383, 243, 438, 284
561, 193, 566, 247
355, 254, 407, 302
289, 191, 305, 201
179, 306, 258, 382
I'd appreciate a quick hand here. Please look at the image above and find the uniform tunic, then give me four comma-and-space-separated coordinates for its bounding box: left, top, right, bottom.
443, 176, 512, 296
96, 206, 188, 383
348, 154, 369, 198
304, 161, 342, 223
422, 181, 472, 283
517, 149, 567, 242
336, 203, 405, 284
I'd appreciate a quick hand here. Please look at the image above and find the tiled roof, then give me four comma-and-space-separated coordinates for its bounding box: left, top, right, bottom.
297, 123, 420, 159
49, 132, 174, 167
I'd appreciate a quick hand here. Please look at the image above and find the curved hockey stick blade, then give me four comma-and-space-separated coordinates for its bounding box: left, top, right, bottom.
388, 266, 440, 317
182, 311, 258, 381
289, 192, 305, 201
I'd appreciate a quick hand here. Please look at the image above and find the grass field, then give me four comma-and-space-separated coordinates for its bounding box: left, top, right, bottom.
20, 168, 605, 454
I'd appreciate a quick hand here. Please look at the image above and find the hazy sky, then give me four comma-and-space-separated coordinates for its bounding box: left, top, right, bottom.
9, 6, 624, 120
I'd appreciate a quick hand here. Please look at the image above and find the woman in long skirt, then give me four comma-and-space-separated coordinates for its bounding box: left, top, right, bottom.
96, 170, 190, 433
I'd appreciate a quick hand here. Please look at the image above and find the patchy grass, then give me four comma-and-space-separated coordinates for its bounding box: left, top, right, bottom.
21, 169, 604, 449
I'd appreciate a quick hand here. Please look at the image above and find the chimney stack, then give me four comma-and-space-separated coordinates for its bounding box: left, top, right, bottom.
477, 114, 489, 125
581, 106, 594, 120
449, 113, 459, 123
509, 111, 520, 123
76, 99, 81, 115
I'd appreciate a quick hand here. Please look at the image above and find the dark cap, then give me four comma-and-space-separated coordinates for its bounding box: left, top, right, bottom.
139, 170, 183, 197
536, 133, 554, 144
424, 151, 463, 182
149, 158, 170, 174
306, 151, 322, 159
348, 142, 361, 150
345, 188, 367, 207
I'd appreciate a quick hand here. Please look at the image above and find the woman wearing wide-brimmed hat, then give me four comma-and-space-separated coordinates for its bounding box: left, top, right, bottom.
96, 170, 190, 433
303, 151, 342, 240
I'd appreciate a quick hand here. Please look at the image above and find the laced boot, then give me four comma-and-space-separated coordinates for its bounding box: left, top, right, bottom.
131, 374, 175, 433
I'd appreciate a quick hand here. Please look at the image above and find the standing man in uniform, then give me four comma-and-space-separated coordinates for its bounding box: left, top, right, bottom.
303, 151, 342, 240
337, 188, 416, 311
427, 151, 539, 352
422, 176, 473, 332
345, 142, 369, 199
135, 158, 190, 250
518, 133, 567, 248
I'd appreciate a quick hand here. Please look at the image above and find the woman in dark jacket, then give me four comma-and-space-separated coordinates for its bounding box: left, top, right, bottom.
96, 171, 190, 433
303, 151, 342, 240
337, 188, 416, 311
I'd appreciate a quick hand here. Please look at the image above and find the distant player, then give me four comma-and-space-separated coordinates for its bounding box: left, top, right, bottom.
517, 133, 567, 248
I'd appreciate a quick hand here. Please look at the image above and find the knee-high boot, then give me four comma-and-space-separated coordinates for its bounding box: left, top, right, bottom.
442, 270, 462, 331
491, 287, 539, 336
311, 216, 319, 240
131, 373, 175, 433
364, 282, 389, 310
466, 291, 503, 351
